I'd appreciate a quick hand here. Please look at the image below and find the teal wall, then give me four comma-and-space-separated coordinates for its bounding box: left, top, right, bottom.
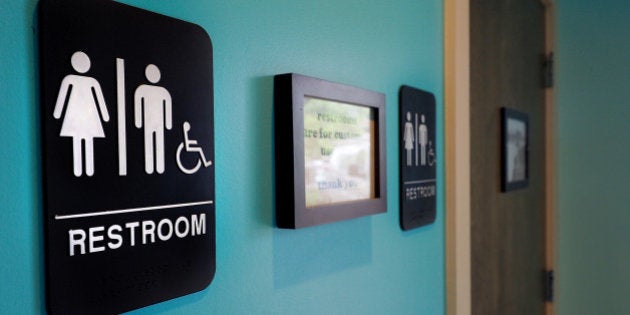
556, 1, 630, 314
0, 1, 444, 314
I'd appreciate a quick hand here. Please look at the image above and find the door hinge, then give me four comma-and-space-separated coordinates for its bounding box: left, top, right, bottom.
543, 269, 554, 302
542, 52, 554, 89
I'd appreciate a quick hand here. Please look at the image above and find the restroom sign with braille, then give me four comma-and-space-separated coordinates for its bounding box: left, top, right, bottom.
38, 0, 216, 314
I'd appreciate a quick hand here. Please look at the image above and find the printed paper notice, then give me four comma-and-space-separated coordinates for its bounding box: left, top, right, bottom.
303, 97, 375, 207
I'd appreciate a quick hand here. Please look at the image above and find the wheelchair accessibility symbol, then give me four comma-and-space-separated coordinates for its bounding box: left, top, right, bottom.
176, 121, 213, 174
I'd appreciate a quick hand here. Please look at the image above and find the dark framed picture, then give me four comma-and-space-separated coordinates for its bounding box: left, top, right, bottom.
274, 73, 387, 229
501, 107, 529, 192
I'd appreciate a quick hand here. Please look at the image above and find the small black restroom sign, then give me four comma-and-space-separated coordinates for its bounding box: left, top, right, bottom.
399, 85, 437, 230
38, 0, 215, 314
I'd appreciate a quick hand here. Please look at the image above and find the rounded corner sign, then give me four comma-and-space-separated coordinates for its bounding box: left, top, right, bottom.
38, 0, 215, 314
399, 85, 437, 231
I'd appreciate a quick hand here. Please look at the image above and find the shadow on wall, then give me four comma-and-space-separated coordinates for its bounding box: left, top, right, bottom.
258, 74, 373, 288
273, 217, 373, 288
251, 75, 275, 227
31, 3, 47, 314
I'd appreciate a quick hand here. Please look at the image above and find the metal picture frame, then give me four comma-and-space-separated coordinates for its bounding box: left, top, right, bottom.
501, 107, 529, 192
274, 73, 387, 229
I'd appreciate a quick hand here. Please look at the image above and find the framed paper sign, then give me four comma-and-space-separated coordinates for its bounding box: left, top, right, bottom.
501, 107, 529, 191
274, 73, 386, 229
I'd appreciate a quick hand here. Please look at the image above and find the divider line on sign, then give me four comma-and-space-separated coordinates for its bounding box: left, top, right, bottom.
117, 58, 127, 176
55, 200, 214, 220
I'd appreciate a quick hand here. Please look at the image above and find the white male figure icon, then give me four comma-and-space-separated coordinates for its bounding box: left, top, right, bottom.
134, 64, 172, 174
418, 114, 428, 166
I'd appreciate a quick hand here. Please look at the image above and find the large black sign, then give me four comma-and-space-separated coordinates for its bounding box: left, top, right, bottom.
38, 0, 215, 314
399, 86, 436, 230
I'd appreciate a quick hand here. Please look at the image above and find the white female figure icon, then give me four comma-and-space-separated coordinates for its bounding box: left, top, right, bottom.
53, 51, 109, 177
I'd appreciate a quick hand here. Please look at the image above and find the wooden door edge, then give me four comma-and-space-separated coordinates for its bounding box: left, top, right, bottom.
445, 0, 471, 314
541, 1, 556, 314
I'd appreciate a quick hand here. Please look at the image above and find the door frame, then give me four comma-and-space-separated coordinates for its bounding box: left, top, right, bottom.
541, 1, 555, 314
444, 1, 556, 314
444, 0, 471, 314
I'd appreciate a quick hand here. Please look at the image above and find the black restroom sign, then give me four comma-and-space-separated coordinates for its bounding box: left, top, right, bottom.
38, 0, 215, 314
399, 86, 436, 230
